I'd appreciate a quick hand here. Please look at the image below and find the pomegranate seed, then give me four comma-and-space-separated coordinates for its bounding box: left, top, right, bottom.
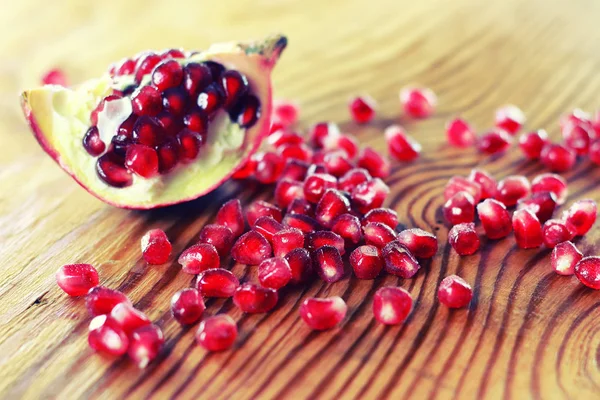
161, 88, 188, 116
287, 198, 314, 217
495, 105, 525, 135
315, 189, 351, 228
350, 245, 383, 279
467, 169, 497, 199
151, 60, 183, 91
382, 241, 420, 278
351, 178, 390, 214
125, 145, 159, 178
540, 143, 576, 172
300, 296, 347, 330
258, 257, 292, 289
253, 216, 284, 243
183, 108, 208, 134
396, 228, 438, 258
322, 150, 354, 177
196, 268, 239, 298
131, 85, 162, 116
519, 130, 549, 159
338, 168, 372, 193
362, 222, 397, 248
128, 324, 164, 368
273, 99, 299, 127
476, 129, 513, 154
221, 70, 248, 109
156, 112, 183, 135
512, 208, 543, 249
307, 163, 327, 175
362, 208, 399, 229
232, 157, 257, 179
589, 139, 600, 165
560, 109, 593, 132
516, 191, 557, 223
233, 283, 278, 313
254, 152, 285, 184
197, 84, 224, 116
182, 63, 212, 97
309, 122, 340, 148
323, 134, 360, 160
88, 315, 129, 356
562, 122, 593, 155
399, 87, 437, 118
198, 224, 234, 257
141, 229, 172, 264
448, 223, 480, 256
495, 175, 531, 207
574, 256, 600, 289
438, 275, 473, 308
331, 213, 362, 245
196, 314, 237, 351
133, 116, 166, 147
277, 143, 312, 163
157, 140, 179, 173
373, 286, 413, 325
233, 95, 261, 128
562, 199, 597, 236
282, 213, 322, 233
231, 230, 272, 265
443, 191, 476, 226
42, 68, 68, 86
171, 288, 205, 325
531, 173, 568, 205
115, 58, 136, 76
280, 159, 310, 182
96, 153, 133, 188
307, 231, 346, 255
314, 245, 345, 283
285, 248, 313, 284
56, 264, 99, 296
215, 199, 245, 238
177, 129, 204, 161
303, 173, 338, 204
110, 302, 150, 334
86, 286, 131, 316
349, 95, 376, 124
269, 130, 304, 147
542, 219, 573, 248
446, 118, 476, 147
477, 199, 512, 239
274, 179, 304, 209
83, 127, 106, 156
357, 147, 391, 179
246, 200, 283, 226
551, 241, 583, 276
134, 52, 162, 82
178, 243, 220, 274
385, 125, 421, 162
444, 176, 482, 204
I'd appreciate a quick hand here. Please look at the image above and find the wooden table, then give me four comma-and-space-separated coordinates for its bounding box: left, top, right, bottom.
2, 0, 600, 398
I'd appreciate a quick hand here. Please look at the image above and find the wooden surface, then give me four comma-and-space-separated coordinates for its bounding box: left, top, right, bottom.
1, 0, 600, 399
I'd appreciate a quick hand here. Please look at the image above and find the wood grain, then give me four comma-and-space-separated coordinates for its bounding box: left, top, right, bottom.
1, 0, 600, 398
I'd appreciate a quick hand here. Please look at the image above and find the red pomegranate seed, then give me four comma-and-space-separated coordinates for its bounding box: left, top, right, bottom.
177, 129, 204, 161
215, 199, 245, 238
357, 147, 391, 179
131, 85, 162, 116
285, 248, 313, 284
156, 111, 183, 135
476, 129, 513, 154
399, 87, 437, 118
151, 59, 183, 91
83, 127, 106, 156
88, 315, 129, 356
512, 208, 543, 249
314, 245, 345, 283
282, 213, 322, 234
183, 108, 208, 134
273, 99, 299, 127
128, 324, 164, 368
161, 88, 188, 116
531, 173, 568, 205
254, 152, 285, 184
315, 189, 351, 228
42, 68, 68, 86
516, 191, 557, 223
231, 230, 272, 265
287, 198, 314, 217
197, 84, 224, 116
396, 228, 438, 258
373, 287, 413, 325
246, 200, 283, 226
196, 314, 237, 351
551, 241, 583, 276
134, 52, 162, 82
542, 219, 573, 248
86, 286, 131, 316
274, 179, 304, 209
385, 125, 421, 162
589, 139, 600, 165
182, 63, 212, 97
322, 150, 353, 177
437, 275, 473, 308
350, 245, 383, 279
56, 264, 99, 296
443, 191, 476, 226
196, 268, 240, 298
362, 222, 397, 248
448, 223, 480, 256
349, 95, 376, 124
540, 143, 576, 172
307, 231, 346, 255
446, 118, 476, 148
362, 208, 399, 230
562, 199, 597, 236
495, 105, 525, 135
254, 216, 284, 243
574, 256, 600, 290
233, 283, 278, 313
444, 176, 482, 204
114, 58, 136, 76
476, 199, 512, 239
170, 288, 205, 325
234, 95, 261, 128
221, 70, 248, 109
198, 224, 234, 257
351, 178, 390, 214
157, 140, 179, 173
331, 213, 362, 245
562, 122, 593, 155
323, 134, 360, 160
307, 163, 327, 175
338, 168, 372, 192
178, 243, 220, 274
309, 122, 340, 148
141, 229, 172, 264
110, 302, 150, 333
125, 144, 159, 178
258, 257, 292, 289
96, 153, 133, 188
519, 129, 549, 159
495, 175, 531, 207
232, 157, 257, 179
280, 159, 310, 181
269, 130, 304, 147
382, 241, 420, 278
133, 116, 166, 147
303, 173, 338, 204
467, 169, 497, 199
560, 109, 593, 132
300, 296, 347, 330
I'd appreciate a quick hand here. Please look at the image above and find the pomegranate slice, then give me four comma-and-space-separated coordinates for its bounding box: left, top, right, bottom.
22, 35, 287, 208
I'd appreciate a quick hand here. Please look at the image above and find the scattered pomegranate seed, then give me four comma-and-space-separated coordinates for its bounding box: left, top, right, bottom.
141, 229, 172, 264
110, 302, 150, 334
254, 152, 285, 184
88, 315, 129, 356
448, 223, 480, 256
322, 134, 360, 160
562, 122, 593, 155
271, 227, 305, 257
516, 191, 557, 223
198, 224, 235, 257
253, 216, 284, 243
551, 241, 583, 276
372, 286, 413, 325
531, 173, 568, 205
444, 176, 482, 204
314, 245, 345, 282
303, 173, 338, 204
542, 219, 573, 248
589, 140, 600, 165
315, 189, 351, 228
349, 245, 383, 279
495, 105, 525, 135
349, 95, 377, 124
269, 130, 304, 148
495, 175, 531, 207
561, 199, 597, 236
171, 288, 206, 325
322, 150, 354, 177
381, 241, 420, 278
309, 122, 340, 148
299, 296, 347, 330
231, 230, 272, 265
351, 178, 390, 214
280, 159, 310, 182
467, 169, 497, 199
42, 68, 68, 86
285, 248, 313, 284
307, 231, 346, 255
282, 213, 322, 233
273, 99, 300, 127
258, 257, 292, 289
519, 130, 549, 159
277, 143, 313, 163
196, 314, 238, 351
540, 143, 576, 172
86, 286, 132, 316
574, 256, 600, 289
331, 213, 362, 244
128, 324, 164, 368
362, 208, 398, 229
476, 199, 512, 239
232, 157, 257, 179
396, 228, 438, 258
338, 168, 372, 192
55, 264, 99, 296
363, 222, 397, 248
274, 179, 304, 209
196, 268, 240, 298
443, 191, 476, 226
476, 129, 513, 155
233, 283, 278, 313
385, 125, 421, 162
215, 199, 245, 237
131, 85, 162, 117
246, 200, 283, 226
446, 118, 476, 148
437, 275, 473, 308
512, 208, 543, 249
357, 147, 391, 179
399, 87, 437, 118
560, 109, 593, 132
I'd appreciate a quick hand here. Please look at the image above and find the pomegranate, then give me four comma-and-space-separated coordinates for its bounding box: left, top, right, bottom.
22, 35, 287, 208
